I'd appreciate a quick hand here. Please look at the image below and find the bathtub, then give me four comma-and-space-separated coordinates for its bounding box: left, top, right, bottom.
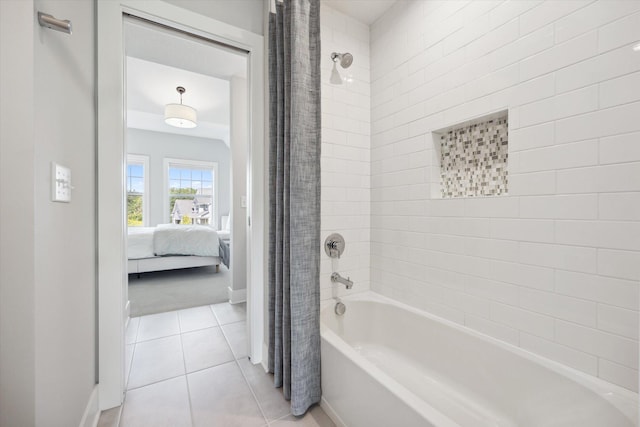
320, 292, 638, 427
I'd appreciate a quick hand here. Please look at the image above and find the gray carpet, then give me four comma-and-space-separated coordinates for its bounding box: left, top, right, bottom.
128, 265, 230, 317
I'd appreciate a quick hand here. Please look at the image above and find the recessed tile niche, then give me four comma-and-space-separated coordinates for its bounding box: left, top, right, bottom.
432, 111, 508, 198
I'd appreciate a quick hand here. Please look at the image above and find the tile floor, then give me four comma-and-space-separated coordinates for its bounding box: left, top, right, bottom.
98, 302, 335, 427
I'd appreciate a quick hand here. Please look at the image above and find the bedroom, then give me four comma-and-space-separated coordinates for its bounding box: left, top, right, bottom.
124, 17, 249, 318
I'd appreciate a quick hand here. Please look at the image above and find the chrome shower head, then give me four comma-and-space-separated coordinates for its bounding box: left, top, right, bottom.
331, 52, 353, 68
339, 52, 353, 68
330, 61, 343, 84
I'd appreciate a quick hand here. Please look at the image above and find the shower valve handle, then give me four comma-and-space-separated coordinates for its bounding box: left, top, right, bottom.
324, 233, 345, 259
328, 240, 340, 258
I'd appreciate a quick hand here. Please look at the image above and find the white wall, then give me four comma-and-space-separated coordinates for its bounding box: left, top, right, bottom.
370, 0, 640, 392
320, 5, 371, 301
163, 0, 265, 35
230, 76, 248, 294
127, 128, 231, 229
34, 0, 97, 424
0, 1, 36, 426
1, 0, 97, 425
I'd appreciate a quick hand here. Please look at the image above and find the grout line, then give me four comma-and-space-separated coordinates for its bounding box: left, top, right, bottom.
134, 331, 182, 344
269, 412, 298, 425
218, 318, 247, 327
130, 317, 140, 344
180, 324, 221, 337
124, 372, 186, 393
114, 404, 123, 427
119, 319, 138, 426
176, 309, 185, 333
126, 305, 280, 426
207, 304, 220, 327
177, 331, 196, 427
124, 343, 135, 393
181, 358, 237, 377
211, 302, 248, 327
124, 318, 144, 392
235, 356, 270, 425
218, 306, 271, 425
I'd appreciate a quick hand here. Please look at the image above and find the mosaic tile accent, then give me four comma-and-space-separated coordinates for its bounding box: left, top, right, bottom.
440, 116, 508, 198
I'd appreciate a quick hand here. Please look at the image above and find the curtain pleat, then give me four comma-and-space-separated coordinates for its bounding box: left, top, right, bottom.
268, 0, 321, 417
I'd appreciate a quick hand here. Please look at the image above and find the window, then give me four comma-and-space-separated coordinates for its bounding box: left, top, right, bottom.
126, 155, 149, 227
165, 159, 217, 226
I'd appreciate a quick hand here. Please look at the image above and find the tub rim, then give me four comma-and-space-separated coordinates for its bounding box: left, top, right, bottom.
320, 291, 639, 426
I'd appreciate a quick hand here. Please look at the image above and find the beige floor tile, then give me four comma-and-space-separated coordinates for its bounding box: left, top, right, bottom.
222, 321, 248, 359
178, 305, 218, 333
122, 306, 330, 427
188, 361, 266, 427
120, 376, 192, 427
270, 405, 335, 427
136, 311, 180, 342
237, 357, 290, 421
128, 335, 185, 389
126, 317, 140, 344
97, 406, 121, 427
125, 344, 134, 388
182, 326, 235, 373
212, 302, 246, 325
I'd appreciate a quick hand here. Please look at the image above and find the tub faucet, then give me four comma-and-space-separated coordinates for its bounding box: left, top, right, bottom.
331, 272, 353, 289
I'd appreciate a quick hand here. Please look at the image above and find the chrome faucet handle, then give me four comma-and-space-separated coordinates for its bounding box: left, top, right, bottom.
328, 240, 340, 258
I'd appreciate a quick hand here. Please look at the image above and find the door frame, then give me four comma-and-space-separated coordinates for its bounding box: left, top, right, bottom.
97, 0, 266, 410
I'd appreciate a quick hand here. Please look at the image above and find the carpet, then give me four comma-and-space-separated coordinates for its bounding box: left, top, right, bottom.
128, 265, 230, 317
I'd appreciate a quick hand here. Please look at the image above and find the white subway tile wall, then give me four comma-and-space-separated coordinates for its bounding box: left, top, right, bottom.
320, 5, 371, 301
369, 0, 640, 392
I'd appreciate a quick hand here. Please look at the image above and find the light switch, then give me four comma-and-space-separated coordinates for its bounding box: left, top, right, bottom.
51, 162, 72, 203
241, 196, 247, 208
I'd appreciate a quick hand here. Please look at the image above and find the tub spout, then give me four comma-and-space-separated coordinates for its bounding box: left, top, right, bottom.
331, 272, 353, 289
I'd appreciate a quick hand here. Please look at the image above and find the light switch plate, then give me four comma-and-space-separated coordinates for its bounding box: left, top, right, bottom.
51, 162, 72, 203
241, 196, 247, 208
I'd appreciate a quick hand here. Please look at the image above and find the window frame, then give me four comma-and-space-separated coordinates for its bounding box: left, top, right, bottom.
126, 154, 149, 227
163, 157, 219, 226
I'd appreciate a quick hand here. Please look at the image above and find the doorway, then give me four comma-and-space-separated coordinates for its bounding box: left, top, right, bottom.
97, 1, 266, 411
123, 16, 246, 318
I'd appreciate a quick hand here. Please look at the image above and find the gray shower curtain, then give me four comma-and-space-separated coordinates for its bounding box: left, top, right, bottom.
268, 0, 322, 417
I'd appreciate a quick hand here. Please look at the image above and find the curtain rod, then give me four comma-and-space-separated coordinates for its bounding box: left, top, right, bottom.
123, 13, 249, 55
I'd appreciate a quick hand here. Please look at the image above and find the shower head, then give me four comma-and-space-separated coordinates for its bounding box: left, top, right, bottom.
330, 61, 343, 84
331, 52, 353, 68
330, 52, 354, 85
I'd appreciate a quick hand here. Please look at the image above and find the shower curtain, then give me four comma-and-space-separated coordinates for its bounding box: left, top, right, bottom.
268, 0, 322, 417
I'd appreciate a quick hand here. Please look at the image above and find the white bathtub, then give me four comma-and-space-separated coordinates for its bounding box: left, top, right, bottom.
320, 292, 638, 427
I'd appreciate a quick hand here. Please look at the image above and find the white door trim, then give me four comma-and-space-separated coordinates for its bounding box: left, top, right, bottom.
97, 1, 266, 410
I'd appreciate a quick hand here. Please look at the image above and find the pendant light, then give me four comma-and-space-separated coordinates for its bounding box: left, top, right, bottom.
165, 86, 197, 128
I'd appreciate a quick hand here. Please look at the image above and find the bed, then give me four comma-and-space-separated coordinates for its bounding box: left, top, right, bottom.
217, 215, 230, 268
127, 224, 222, 274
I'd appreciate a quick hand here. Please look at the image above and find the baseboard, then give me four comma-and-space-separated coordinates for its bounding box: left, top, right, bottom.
261, 342, 269, 372
79, 385, 100, 427
320, 396, 346, 427
227, 286, 246, 304
125, 300, 131, 334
